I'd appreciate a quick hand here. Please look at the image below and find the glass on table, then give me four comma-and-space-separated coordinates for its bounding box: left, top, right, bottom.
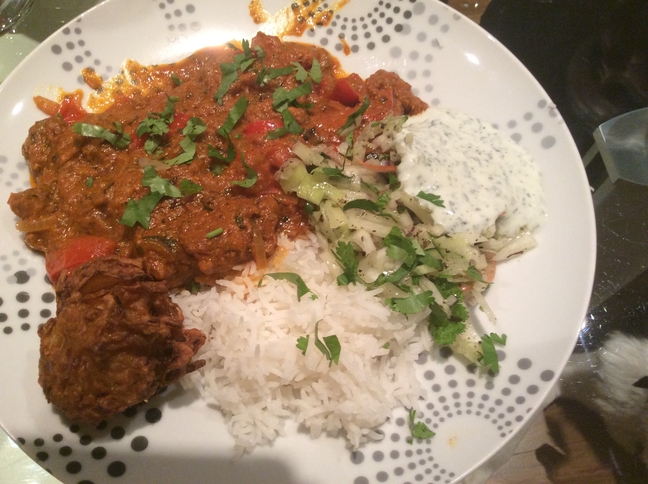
0, 0, 33, 34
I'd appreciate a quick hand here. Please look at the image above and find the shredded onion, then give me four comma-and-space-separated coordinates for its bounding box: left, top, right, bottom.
15, 216, 57, 233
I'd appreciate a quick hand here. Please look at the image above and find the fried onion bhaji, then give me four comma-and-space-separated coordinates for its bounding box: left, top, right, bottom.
37, 256, 206, 424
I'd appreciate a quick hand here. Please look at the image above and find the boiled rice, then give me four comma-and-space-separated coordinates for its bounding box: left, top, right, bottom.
176, 232, 432, 452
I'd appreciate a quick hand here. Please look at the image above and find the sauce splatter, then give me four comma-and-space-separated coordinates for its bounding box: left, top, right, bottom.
253, 0, 349, 39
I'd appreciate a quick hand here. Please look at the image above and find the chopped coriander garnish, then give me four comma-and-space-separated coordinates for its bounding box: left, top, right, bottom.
210, 97, 248, 160
296, 335, 309, 355
206, 228, 224, 239
337, 96, 370, 134
314, 320, 341, 366
164, 117, 207, 165
179, 178, 202, 196
136, 95, 178, 154
272, 81, 312, 112
386, 291, 435, 315
466, 266, 488, 284
230, 155, 258, 188
214, 40, 258, 104
266, 109, 304, 139
256, 65, 293, 87
417, 191, 445, 208
258, 272, 317, 301
480, 333, 507, 373
73, 121, 131, 149
85, 177, 94, 188
332, 241, 360, 286
217, 97, 249, 137
407, 409, 435, 443
120, 166, 183, 229
171, 72, 182, 86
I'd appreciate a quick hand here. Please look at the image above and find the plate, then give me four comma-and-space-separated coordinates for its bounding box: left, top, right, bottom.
0, 0, 596, 483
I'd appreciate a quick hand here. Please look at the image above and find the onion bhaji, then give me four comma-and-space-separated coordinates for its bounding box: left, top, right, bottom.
38, 256, 205, 424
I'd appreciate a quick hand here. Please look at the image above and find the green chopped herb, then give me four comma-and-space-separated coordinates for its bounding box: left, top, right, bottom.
296, 335, 309, 355
120, 166, 184, 229
332, 241, 360, 286
171, 72, 182, 86
217, 97, 249, 137
314, 320, 341, 366
230, 155, 258, 188
142, 165, 183, 198
466, 266, 488, 284
179, 178, 203, 196
73, 121, 131, 149
206, 228, 224, 239
309, 58, 322, 83
120, 191, 163, 229
480, 333, 507, 373
407, 409, 435, 443
272, 81, 312, 112
85, 177, 94, 188
164, 117, 207, 165
258, 272, 318, 301
417, 191, 445, 208
256, 65, 294, 86
214, 40, 258, 104
386, 291, 435, 315
136, 96, 178, 154
337, 96, 370, 134
266, 109, 304, 139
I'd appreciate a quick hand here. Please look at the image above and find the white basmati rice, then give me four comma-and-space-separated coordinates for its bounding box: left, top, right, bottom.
175, 232, 433, 452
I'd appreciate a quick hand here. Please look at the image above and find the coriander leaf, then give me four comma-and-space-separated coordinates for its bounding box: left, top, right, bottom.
217, 97, 249, 138
120, 191, 163, 229
417, 190, 445, 208
179, 178, 202, 196
296, 335, 309, 355
435, 278, 463, 300
258, 272, 318, 302
142, 165, 183, 198
466, 266, 488, 284
164, 117, 206, 166
342, 198, 384, 213
418, 250, 443, 271
337, 96, 370, 134
266, 109, 304, 139
230, 155, 258, 188
332, 241, 360, 286
383, 226, 418, 266
183, 117, 207, 138
171, 73, 182, 86
256, 65, 293, 86
309, 58, 322, 83
72, 122, 131, 149
428, 300, 467, 345
254, 45, 265, 60
323, 334, 341, 365
314, 320, 341, 366
292, 62, 309, 82
387, 173, 401, 190
320, 167, 347, 178
214, 65, 238, 105
365, 265, 410, 290
408, 409, 435, 442
206, 228, 224, 239
208, 141, 236, 163
272, 81, 312, 112
85, 177, 94, 188
480, 333, 507, 373
386, 291, 434, 314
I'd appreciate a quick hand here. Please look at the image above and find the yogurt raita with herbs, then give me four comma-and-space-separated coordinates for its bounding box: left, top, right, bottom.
395, 108, 547, 237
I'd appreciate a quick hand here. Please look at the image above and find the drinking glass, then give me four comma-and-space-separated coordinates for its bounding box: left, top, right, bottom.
0, 0, 34, 34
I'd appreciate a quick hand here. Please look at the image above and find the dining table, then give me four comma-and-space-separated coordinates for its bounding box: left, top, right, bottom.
1, 1, 646, 483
